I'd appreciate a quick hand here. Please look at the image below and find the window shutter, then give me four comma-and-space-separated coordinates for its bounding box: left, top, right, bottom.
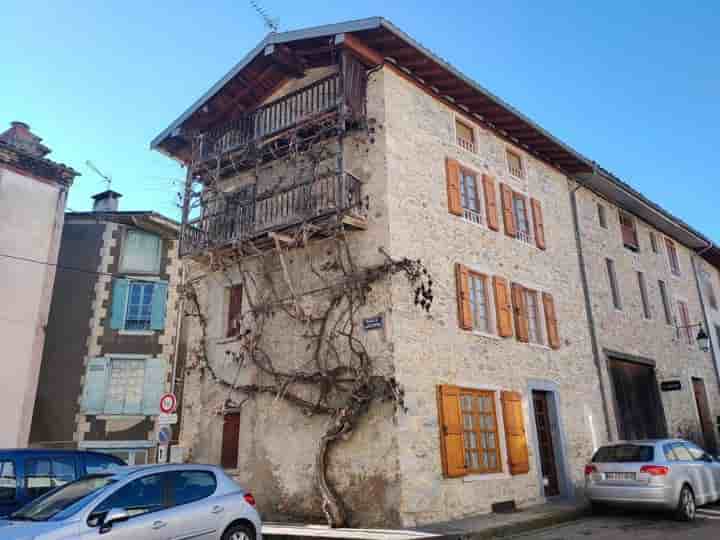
493, 276, 513, 337
150, 282, 169, 330
542, 292, 560, 349
482, 175, 499, 231
455, 263, 473, 330
446, 158, 462, 216
511, 283, 529, 343
227, 284, 244, 337
530, 198, 546, 250
437, 385, 466, 477
142, 358, 167, 415
110, 279, 129, 330
500, 183, 516, 237
500, 391, 530, 475
81, 358, 109, 414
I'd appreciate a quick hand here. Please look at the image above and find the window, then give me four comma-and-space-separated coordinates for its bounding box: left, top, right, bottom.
227, 284, 243, 337
592, 444, 654, 463
506, 149, 524, 179
0, 461, 16, 501
110, 279, 168, 332
649, 231, 658, 253
677, 300, 692, 344
619, 210, 638, 250
637, 272, 651, 319
124, 281, 155, 331
700, 267, 717, 310
85, 454, 122, 474
666, 238, 680, 276
171, 471, 217, 506
455, 119, 475, 153
120, 230, 162, 274
663, 444, 678, 461
670, 443, 693, 461
685, 443, 708, 461
460, 168, 482, 224
460, 389, 502, 473
24, 457, 76, 498
468, 272, 492, 333
512, 193, 531, 244
93, 474, 165, 519
597, 203, 607, 229
107, 359, 146, 414
606, 259, 622, 310
525, 289, 543, 345
659, 280, 672, 324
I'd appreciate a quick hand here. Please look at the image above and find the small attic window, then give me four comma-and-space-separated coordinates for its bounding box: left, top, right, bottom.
456, 119, 476, 153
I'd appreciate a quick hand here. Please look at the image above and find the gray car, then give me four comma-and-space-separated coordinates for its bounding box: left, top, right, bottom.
0, 464, 262, 540
585, 439, 720, 521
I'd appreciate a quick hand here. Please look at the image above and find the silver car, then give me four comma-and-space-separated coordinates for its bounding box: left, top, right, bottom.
0, 464, 262, 540
585, 439, 720, 520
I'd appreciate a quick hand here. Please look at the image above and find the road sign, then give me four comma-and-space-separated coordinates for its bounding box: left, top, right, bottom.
157, 444, 169, 463
157, 426, 172, 444
158, 413, 178, 425
160, 393, 177, 414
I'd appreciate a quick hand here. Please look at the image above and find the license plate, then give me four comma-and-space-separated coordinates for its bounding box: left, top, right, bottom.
605, 472, 636, 480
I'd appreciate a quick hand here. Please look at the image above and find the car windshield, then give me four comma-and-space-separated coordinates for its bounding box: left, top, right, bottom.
592, 444, 655, 463
10, 475, 117, 522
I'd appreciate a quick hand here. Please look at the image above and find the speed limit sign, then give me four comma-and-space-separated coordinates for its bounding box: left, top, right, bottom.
159, 393, 177, 414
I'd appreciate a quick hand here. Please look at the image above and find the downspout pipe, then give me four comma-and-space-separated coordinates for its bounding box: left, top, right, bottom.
691, 241, 720, 391
569, 178, 613, 442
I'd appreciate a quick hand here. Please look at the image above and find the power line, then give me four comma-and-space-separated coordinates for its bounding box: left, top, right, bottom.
0, 252, 118, 279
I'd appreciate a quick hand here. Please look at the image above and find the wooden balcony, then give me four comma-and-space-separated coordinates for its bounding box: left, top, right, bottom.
197, 69, 364, 164
181, 173, 365, 257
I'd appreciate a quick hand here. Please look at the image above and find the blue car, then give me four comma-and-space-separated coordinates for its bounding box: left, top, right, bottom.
0, 449, 124, 516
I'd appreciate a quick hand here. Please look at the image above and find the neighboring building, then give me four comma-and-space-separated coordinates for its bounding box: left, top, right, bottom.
151, 18, 720, 526
30, 190, 182, 466
0, 121, 78, 448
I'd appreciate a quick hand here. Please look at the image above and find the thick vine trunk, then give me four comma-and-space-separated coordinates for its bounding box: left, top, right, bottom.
316, 428, 347, 528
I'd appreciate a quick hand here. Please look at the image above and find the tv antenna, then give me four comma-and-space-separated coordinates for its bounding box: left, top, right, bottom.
86, 160, 112, 191
250, 0, 279, 33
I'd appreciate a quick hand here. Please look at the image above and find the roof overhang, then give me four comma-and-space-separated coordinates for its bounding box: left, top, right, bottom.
67, 211, 180, 237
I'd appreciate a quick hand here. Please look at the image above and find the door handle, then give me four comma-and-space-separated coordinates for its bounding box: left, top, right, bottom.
212, 505, 224, 514
152, 520, 167, 530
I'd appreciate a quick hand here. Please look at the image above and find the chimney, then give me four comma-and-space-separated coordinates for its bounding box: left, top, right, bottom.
0, 121, 51, 157
92, 190, 122, 212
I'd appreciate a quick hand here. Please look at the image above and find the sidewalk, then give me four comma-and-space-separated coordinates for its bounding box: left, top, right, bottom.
419, 500, 588, 539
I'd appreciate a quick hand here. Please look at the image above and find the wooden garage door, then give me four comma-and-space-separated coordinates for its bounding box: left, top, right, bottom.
609, 358, 667, 440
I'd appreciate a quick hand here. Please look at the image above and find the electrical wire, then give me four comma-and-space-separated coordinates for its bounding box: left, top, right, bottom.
0, 252, 118, 279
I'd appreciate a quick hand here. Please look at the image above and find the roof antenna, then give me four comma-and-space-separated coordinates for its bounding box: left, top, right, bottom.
250, 0, 279, 33
86, 160, 112, 191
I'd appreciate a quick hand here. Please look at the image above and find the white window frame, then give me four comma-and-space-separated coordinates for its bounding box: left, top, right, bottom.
454, 115, 477, 154
524, 288, 546, 346
465, 263, 499, 339
119, 229, 162, 275
121, 278, 160, 334
458, 164, 485, 227
505, 147, 525, 180
512, 191, 534, 245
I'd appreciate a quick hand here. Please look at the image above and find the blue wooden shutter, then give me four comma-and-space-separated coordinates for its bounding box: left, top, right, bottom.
81, 358, 108, 414
150, 282, 168, 330
110, 279, 129, 329
142, 358, 166, 415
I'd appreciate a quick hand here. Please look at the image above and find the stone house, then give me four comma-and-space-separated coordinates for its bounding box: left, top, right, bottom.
0, 121, 79, 448
30, 190, 183, 467
151, 17, 720, 527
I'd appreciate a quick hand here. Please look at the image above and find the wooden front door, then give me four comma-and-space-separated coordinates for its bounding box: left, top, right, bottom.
692, 378, 717, 454
532, 391, 560, 497
609, 359, 667, 440
221, 413, 241, 469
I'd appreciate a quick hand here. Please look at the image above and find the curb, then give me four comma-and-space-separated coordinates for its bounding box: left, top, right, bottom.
450, 507, 589, 540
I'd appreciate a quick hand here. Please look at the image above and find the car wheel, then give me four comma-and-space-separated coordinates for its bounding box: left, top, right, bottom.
222, 523, 255, 540
676, 485, 696, 522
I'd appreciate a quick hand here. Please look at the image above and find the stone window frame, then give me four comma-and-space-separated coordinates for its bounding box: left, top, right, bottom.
658, 279, 673, 325
606, 258, 622, 311
597, 203, 608, 229
637, 270, 652, 320
454, 115, 477, 154
513, 279, 552, 350
118, 228, 163, 275
675, 296, 693, 345
457, 162, 486, 227
464, 262, 500, 340
664, 237, 682, 278
649, 231, 659, 253
505, 147, 525, 180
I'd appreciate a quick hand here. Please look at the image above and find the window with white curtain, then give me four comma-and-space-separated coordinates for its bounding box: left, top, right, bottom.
120, 230, 161, 273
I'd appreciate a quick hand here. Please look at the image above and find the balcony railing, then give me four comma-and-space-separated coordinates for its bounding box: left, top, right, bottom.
181, 173, 363, 257
199, 73, 345, 162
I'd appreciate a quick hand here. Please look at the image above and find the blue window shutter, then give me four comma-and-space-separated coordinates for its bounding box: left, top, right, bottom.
142, 358, 166, 415
110, 279, 129, 329
150, 282, 168, 330
81, 358, 108, 414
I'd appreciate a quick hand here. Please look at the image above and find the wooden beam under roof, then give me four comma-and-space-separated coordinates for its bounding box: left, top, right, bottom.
264, 44, 307, 78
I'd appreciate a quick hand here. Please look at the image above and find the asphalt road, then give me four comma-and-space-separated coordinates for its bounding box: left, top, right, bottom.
513, 502, 720, 539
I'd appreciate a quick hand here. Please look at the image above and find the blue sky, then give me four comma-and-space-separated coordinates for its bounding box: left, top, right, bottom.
3, 1, 718, 240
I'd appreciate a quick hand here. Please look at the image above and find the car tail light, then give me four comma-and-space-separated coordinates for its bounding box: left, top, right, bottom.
640, 465, 669, 476
243, 493, 256, 507
584, 465, 597, 476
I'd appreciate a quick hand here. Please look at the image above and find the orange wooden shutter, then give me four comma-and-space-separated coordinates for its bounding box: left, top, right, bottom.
500, 183, 516, 237
455, 263, 473, 330
511, 283, 529, 343
437, 385, 466, 477
501, 391, 530, 475
531, 198, 546, 250
483, 174, 499, 231
542, 292, 560, 349
446, 158, 462, 216
493, 276, 513, 337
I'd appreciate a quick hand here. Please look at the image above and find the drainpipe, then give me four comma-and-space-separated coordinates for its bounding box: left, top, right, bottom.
690, 242, 720, 391
568, 179, 613, 442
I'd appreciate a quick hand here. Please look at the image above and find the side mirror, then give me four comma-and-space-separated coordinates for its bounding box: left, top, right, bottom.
100, 508, 129, 533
